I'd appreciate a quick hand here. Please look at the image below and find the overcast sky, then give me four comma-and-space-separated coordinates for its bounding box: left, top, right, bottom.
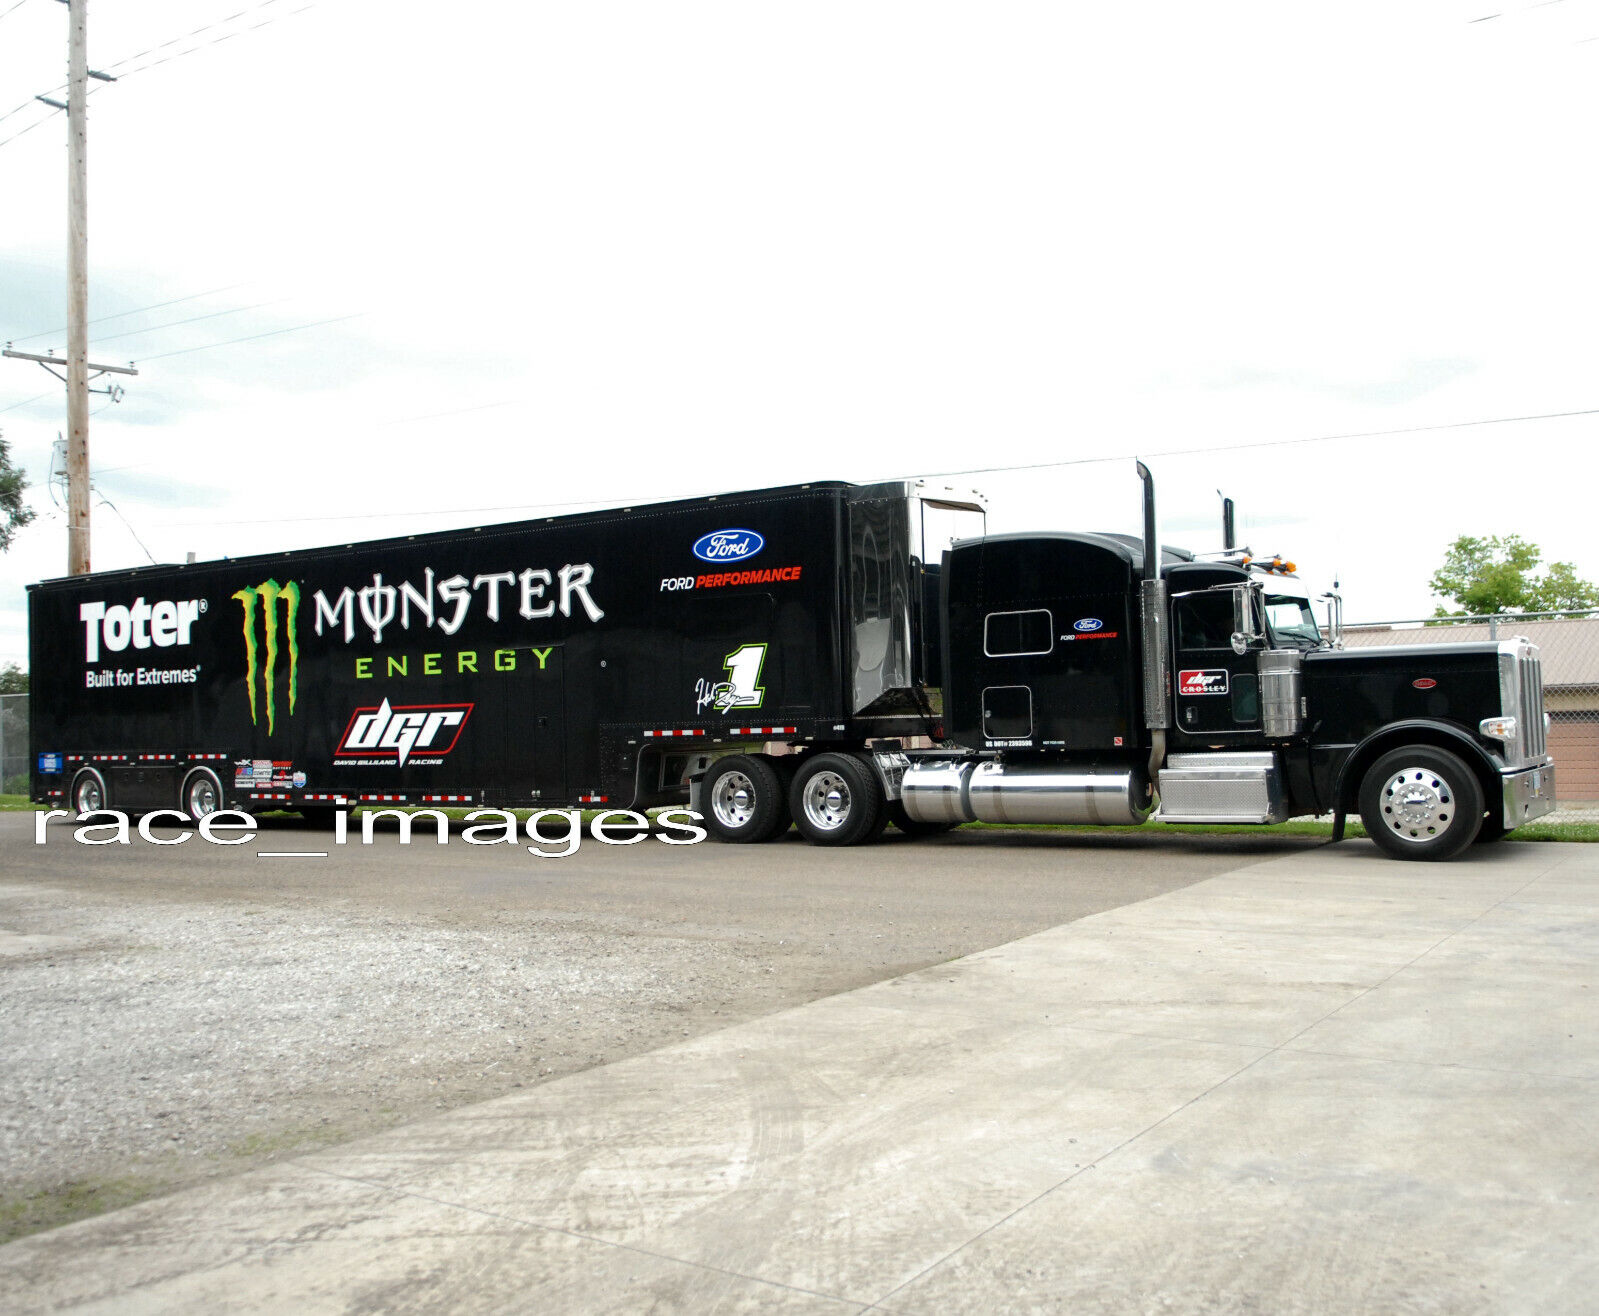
3, 0, 1597, 669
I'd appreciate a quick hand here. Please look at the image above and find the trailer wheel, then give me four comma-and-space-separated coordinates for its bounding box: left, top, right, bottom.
180, 767, 224, 823
886, 799, 960, 838
702, 755, 790, 843
790, 753, 888, 846
1359, 746, 1483, 861
71, 767, 107, 814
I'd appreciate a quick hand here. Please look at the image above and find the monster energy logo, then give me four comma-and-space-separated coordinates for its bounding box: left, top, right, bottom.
233, 580, 301, 735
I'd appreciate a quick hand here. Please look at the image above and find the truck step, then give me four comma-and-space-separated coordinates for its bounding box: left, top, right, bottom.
1156, 751, 1289, 825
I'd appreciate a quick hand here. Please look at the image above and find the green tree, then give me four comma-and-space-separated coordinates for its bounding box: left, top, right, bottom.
0, 433, 38, 552
0, 664, 26, 694
1430, 534, 1599, 617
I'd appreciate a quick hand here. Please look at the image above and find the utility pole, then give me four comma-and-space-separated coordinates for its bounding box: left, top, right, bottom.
2, 0, 135, 576
66, 0, 89, 575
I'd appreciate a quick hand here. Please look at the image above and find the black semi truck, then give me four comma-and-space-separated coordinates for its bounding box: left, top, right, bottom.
29, 469, 1556, 860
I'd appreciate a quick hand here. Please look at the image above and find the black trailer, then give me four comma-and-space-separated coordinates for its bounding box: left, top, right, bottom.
29, 469, 1558, 859
28, 481, 979, 834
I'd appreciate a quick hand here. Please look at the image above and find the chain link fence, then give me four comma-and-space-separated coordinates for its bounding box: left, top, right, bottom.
0, 693, 27, 797
1343, 609, 1599, 823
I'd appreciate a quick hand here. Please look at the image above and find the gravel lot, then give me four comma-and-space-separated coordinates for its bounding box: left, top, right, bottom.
0, 809, 1310, 1240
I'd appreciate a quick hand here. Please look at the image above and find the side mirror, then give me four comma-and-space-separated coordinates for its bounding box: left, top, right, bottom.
1230, 582, 1265, 654
1318, 590, 1344, 649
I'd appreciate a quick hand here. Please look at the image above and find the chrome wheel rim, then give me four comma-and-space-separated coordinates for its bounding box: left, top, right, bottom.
186, 775, 219, 819
801, 771, 852, 833
711, 771, 757, 830
1381, 766, 1456, 843
74, 776, 103, 813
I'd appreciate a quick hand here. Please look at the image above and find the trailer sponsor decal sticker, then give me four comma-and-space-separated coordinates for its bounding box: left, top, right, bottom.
1073, 617, 1104, 632
660, 566, 802, 592
692, 529, 764, 563
80, 596, 206, 662
310, 564, 603, 646
233, 580, 301, 735
334, 698, 473, 767
695, 643, 767, 713
1178, 669, 1230, 696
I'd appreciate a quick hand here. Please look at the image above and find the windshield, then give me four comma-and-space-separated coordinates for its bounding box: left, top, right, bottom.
1265, 595, 1322, 648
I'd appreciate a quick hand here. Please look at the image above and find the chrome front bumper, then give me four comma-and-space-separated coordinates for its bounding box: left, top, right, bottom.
1502, 760, 1556, 830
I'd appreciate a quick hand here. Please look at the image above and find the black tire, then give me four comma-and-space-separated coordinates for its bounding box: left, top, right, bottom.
701, 755, 790, 843
1359, 745, 1484, 861
179, 767, 224, 823
789, 752, 888, 846
71, 767, 108, 814
886, 798, 960, 838
1474, 813, 1509, 844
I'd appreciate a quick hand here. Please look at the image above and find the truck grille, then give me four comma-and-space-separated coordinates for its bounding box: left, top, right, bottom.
1498, 641, 1548, 767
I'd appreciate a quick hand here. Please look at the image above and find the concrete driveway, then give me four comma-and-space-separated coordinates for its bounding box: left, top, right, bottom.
2, 837, 1595, 1313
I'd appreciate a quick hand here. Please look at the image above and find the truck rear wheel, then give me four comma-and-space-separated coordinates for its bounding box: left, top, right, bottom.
790, 753, 888, 846
702, 755, 790, 843
1359, 746, 1483, 861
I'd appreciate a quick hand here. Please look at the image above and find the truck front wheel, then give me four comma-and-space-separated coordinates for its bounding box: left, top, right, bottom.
702, 755, 790, 843
790, 753, 888, 846
1359, 746, 1484, 861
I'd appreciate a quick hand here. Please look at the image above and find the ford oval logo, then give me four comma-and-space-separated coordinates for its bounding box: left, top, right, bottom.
693, 528, 765, 563
1074, 617, 1104, 632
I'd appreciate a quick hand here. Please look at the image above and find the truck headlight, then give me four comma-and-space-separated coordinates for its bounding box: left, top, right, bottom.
1479, 716, 1517, 742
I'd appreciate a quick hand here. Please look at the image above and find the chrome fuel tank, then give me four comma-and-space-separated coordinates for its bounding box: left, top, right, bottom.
901, 759, 1153, 826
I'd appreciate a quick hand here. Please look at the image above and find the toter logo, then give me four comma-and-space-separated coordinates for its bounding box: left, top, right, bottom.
336, 698, 473, 767
233, 579, 301, 735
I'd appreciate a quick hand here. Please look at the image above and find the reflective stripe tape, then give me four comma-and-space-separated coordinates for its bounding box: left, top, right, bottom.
643, 729, 706, 738
728, 726, 797, 736
359, 794, 408, 802
578, 794, 608, 804
421, 794, 473, 803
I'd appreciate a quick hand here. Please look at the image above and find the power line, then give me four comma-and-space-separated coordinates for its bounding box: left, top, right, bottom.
146, 402, 1599, 532
134, 312, 362, 362
10, 283, 247, 345
0, 1, 315, 153
88, 299, 280, 347
0, 0, 30, 25
0, 390, 54, 416
912, 405, 1599, 483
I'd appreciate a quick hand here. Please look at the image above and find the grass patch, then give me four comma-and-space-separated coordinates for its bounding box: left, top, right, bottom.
0, 794, 37, 811
0, 1174, 177, 1246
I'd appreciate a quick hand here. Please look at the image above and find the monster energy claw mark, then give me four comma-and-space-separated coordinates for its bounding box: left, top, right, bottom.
233, 579, 301, 734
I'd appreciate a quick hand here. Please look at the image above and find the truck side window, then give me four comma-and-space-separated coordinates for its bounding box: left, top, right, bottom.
984, 609, 1053, 657
1176, 593, 1233, 651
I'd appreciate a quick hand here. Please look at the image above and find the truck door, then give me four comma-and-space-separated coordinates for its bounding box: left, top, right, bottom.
1170, 589, 1261, 739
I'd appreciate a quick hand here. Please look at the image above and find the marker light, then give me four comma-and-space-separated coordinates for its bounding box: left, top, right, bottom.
1480, 717, 1518, 742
